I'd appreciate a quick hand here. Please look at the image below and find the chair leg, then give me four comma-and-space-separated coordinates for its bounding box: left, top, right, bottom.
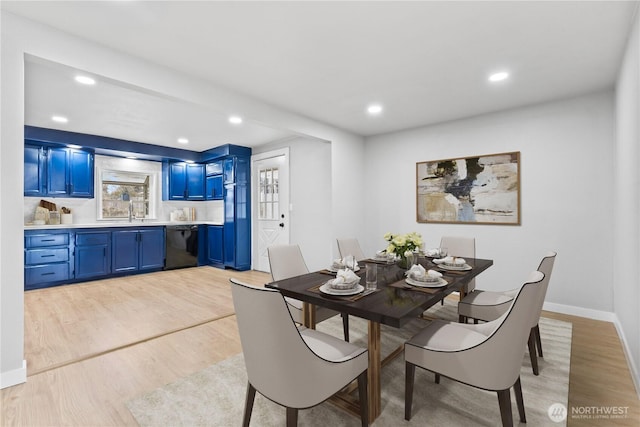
286, 407, 298, 427
435, 373, 440, 384
357, 371, 369, 427
341, 313, 349, 342
513, 376, 526, 423
242, 382, 256, 427
528, 329, 539, 375
534, 324, 543, 357
459, 315, 466, 323
497, 388, 513, 427
405, 362, 415, 421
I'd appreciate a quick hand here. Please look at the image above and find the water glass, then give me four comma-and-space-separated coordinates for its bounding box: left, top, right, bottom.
366, 263, 377, 290
439, 247, 448, 258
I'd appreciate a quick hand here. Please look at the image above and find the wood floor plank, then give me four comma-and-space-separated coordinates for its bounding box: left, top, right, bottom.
2, 268, 638, 426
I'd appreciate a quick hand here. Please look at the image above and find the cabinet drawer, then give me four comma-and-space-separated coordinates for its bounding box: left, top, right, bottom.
25, 248, 70, 265
25, 233, 69, 248
25, 263, 70, 285
76, 232, 110, 246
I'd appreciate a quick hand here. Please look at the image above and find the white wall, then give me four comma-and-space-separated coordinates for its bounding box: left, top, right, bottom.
253, 137, 333, 271
0, 12, 364, 388
614, 8, 640, 394
364, 92, 615, 314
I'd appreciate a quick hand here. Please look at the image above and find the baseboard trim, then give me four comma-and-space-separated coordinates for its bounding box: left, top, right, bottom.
543, 301, 616, 322
612, 316, 640, 399
0, 359, 27, 389
543, 302, 640, 398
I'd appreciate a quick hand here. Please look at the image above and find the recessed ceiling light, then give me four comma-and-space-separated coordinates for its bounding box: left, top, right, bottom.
75, 75, 96, 85
51, 115, 68, 123
67, 144, 81, 149
185, 160, 195, 164
126, 156, 137, 160
488, 71, 509, 82
229, 116, 243, 124
367, 104, 383, 115
177, 138, 189, 144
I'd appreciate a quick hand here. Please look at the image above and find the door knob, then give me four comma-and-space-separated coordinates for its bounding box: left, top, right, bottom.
279, 222, 284, 228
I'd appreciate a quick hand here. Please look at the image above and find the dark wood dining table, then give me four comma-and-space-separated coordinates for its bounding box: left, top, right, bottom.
265, 256, 493, 422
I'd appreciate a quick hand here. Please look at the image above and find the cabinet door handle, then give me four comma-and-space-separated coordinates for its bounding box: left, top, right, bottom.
41, 254, 55, 258
41, 239, 55, 242
41, 272, 55, 276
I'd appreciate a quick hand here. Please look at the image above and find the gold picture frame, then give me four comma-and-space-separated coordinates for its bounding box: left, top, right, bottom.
416, 151, 521, 225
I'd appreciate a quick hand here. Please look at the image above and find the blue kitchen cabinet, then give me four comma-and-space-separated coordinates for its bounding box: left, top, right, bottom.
205, 174, 223, 200
24, 142, 94, 198
75, 231, 110, 280
139, 228, 165, 270
222, 156, 251, 270
112, 227, 165, 273
223, 157, 235, 184
207, 225, 224, 265
47, 146, 94, 198
164, 162, 205, 200
24, 144, 46, 196
24, 230, 72, 290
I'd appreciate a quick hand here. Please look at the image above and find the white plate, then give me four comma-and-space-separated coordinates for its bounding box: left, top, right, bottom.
327, 265, 360, 273
319, 283, 364, 296
439, 263, 472, 271
405, 277, 448, 288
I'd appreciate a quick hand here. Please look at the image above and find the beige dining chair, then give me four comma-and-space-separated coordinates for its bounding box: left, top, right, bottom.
458, 251, 557, 375
230, 278, 369, 427
440, 236, 476, 293
404, 270, 545, 427
337, 238, 367, 261
268, 244, 350, 341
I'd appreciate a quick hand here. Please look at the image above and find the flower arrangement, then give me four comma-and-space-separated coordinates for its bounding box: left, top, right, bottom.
383, 232, 423, 258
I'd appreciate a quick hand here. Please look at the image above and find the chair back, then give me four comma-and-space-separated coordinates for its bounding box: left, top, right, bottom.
440, 236, 476, 291
230, 279, 363, 408
529, 251, 557, 327
466, 271, 545, 390
268, 244, 309, 281
337, 238, 366, 261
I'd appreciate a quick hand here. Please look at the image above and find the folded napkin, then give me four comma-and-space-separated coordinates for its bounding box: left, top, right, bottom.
433, 256, 466, 265
406, 264, 442, 281
329, 268, 360, 289
426, 248, 440, 257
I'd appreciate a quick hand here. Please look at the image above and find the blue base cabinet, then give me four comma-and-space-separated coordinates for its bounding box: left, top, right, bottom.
75, 231, 111, 279
207, 225, 224, 266
112, 227, 165, 273
24, 230, 72, 290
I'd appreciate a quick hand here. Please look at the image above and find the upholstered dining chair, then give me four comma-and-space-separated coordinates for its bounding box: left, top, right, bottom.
404, 271, 545, 427
268, 244, 350, 341
230, 278, 369, 427
337, 238, 367, 261
458, 251, 557, 375
440, 236, 476, 293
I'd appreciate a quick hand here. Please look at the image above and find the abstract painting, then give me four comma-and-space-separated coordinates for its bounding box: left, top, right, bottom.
416, 152, 520, 225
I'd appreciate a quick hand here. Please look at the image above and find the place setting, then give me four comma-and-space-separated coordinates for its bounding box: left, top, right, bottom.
310, 265, 379, 301
432, 255, 473, 274
320, 255, 361, 275
389, 264, 448, 294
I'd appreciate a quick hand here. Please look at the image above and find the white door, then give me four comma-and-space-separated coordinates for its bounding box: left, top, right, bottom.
252, 148, 290, 272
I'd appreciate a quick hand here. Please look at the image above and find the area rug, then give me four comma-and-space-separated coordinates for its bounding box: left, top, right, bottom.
127, 302, 571, 426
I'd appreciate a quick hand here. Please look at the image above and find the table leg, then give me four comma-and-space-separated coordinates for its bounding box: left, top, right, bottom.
302, 302, 316, 329
367, 320, 381, 421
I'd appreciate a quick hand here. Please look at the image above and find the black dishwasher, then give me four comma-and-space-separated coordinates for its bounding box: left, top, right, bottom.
165, 225, 198, 269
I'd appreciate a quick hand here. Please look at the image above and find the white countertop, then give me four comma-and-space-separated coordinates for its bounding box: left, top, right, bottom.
24, 220, 224, 230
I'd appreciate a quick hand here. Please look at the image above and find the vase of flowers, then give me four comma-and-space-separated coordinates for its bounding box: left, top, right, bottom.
383, 232, 423, 269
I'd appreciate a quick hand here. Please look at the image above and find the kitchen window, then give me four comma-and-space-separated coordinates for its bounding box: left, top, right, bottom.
97, 169, 158, 220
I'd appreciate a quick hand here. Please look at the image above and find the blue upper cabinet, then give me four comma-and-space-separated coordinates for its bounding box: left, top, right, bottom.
186, 163, 205, 200
163, 161, 205, 201
24, 144, 46, 196
24, 141, 94, 198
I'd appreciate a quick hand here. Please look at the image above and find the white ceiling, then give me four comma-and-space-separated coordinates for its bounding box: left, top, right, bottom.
4, 1, 639, 150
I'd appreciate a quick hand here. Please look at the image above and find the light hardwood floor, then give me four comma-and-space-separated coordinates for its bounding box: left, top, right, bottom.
2, 267, 639, 426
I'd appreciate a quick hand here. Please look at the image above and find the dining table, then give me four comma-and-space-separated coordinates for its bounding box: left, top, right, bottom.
265, 255, 494, 422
